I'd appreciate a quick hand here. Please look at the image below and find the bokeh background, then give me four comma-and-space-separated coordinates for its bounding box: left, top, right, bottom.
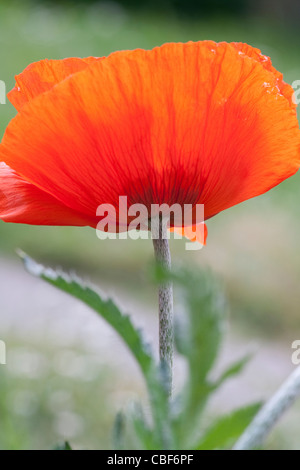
1, 0, 300, 450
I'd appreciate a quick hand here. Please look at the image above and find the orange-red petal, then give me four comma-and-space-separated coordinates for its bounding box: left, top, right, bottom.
0, 163, 93, 226
231, 42, 295, 108
8, 57, 101, 111
170, 223, 208, 245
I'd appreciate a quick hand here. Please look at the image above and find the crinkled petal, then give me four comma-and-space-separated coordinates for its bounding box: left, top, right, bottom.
8, 57, 101, 111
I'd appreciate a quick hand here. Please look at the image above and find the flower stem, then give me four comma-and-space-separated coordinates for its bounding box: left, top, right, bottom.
152, 218, 174, 396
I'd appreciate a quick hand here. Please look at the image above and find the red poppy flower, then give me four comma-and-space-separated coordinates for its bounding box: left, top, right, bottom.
0, 41, 299, 244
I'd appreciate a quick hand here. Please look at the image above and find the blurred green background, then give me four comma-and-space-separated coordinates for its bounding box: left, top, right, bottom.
1, 0, 300, 450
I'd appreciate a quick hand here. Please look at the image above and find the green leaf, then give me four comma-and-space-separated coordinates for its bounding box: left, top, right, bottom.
131, 403, 157, 450
53, 441, 72, 450
112, 412, 126, 450
214, 355, 251, 389
20, 252, 154, 379
19, 252, 173, 450
196, 403, 262, 450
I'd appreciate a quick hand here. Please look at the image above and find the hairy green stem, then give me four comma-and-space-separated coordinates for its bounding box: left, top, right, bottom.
233, 365, 300, 450
152, 218, 174, 396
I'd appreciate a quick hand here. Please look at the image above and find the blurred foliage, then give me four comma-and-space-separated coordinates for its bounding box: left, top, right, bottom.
43, 0, 249, 17
19, 253, 262, 450
33, 0, 300, 24
0, 339, 116, 450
